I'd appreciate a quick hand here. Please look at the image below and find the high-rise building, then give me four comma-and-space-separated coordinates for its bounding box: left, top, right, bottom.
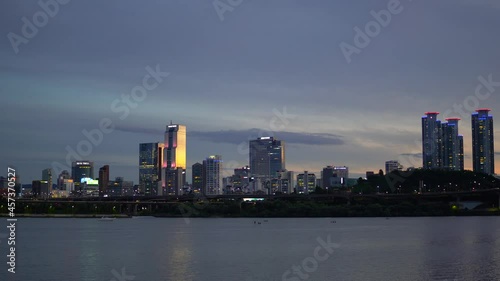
42, 168, 53, 194
139, 142, 163, 195
249, 137, 285, 180
385, 160, 402, 174
164, 123, 186, 195
72, 161, 94, 184
203, 155, 223, 195
472, 109, 494, 174
98, 165, 109, 196
192, 162, 203, 193
442, 118, 464, 171
422, 112, 443, 169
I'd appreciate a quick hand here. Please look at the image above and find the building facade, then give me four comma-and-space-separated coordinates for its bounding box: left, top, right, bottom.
98, 165, 109, 196
72, 161, 94, 186
422, 112, 464, 171
139, 142, 163, 195
203, 155, 223, 195
192, 162, 203, 193
472, 109, 494, 174
249, 137, 285, 180
422, 112, 442, 169
164, 123, 186, 195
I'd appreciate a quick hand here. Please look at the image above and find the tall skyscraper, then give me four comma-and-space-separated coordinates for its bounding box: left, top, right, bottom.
203, 155, 223, 195
139, 142, 163, 195
98, 165, 109, 196
191, 162, 203, 192
472, 109, 494, 174
249, 137, 285, 180
422, 112, 442, 169
164, 123, 187, 195
442, 118, 464, 171
72, 161, 94, 183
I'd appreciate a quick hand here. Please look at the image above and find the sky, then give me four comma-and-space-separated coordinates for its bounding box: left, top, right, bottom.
1, 0, 500, 184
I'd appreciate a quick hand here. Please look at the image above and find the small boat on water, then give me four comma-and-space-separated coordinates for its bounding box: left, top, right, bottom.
99, 216, 115, 221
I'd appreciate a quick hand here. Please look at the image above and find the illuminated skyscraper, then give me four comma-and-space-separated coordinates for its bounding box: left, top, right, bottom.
422, 112, 442, 169
139, 142, 163, 195
249, 137, 285, 179
164, 123, 186, 195
442, 118, 464, 171
472, 109, 494, 174
72, 161, 94, 185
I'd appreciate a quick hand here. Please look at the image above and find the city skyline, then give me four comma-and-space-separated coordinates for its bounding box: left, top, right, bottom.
2, 1, 500, 184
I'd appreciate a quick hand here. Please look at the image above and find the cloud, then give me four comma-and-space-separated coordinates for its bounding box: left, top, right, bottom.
399, 153, 422, 158
114, 126, 163, 136
189, 129, 344, 146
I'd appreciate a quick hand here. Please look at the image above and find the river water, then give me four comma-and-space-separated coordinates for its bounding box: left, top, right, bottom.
1, 216, 499, 281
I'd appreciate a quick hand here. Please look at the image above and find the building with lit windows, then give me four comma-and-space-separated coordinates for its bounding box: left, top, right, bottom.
72, 161, 93, 190
139, 142, 163, 195
297, 171, 316, 194
442, 118, 464, 171
203, 155, 223, 195
164, 123, 186, 195
192, 162, 203, 193
472, 109, 494, 174
422, 112, 442, 169
249, 137, 285, 194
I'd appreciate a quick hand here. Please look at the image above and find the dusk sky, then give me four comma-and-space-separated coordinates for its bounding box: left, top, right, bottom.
1, 0, 500, 184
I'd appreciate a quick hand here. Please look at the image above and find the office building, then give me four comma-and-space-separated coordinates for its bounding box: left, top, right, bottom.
42, 168, 53, 194
72, 161, 94, 185
203, 155, 223, 195
164, 123, 186, 195
98, 165, 110, 196
297, 171, 316, 194
192, 162, 203, 193
139, 142, 163, 195
249, 137, 285, 179
472, 109, 495, 174
32, 180, 50, 199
